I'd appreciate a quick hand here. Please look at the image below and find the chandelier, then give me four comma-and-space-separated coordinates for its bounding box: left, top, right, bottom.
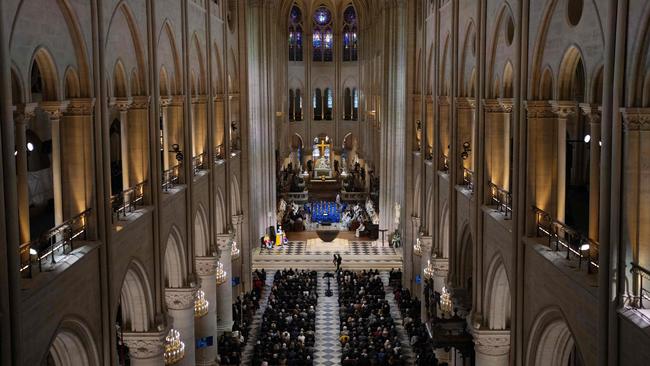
413, 237, 422, 256
215, 262, 227, 285
423, 259, 434, 279
231, 240, 240, 259
440, 286, 453, 315
194, 290, 209, 318
164, 329, 185, 365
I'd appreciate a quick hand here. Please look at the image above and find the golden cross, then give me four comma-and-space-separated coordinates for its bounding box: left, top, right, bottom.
316, 139, 330, 156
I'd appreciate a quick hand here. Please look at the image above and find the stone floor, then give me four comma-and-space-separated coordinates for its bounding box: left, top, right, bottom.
380, 271, 417, 365
239, 271, 275, 365
313, 271, 341, 366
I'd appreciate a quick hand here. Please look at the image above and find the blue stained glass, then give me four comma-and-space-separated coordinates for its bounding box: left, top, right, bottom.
344, 6, 356, 24
353, 90, 359, 108
313, 31, 321, 48
327, 91, 333, 108
324, 31, 332, 49
296, 31, 302, 46
290, 6, 301, 22
344, 33, 350, 47
313, 7, 331, 25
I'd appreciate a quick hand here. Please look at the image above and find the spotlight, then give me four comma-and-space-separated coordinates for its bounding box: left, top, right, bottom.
580, 243, 590, 251
14, 150, 17, 156
599, 141, 602, 147
583, 134, 591, 143
27, 142, 34, 151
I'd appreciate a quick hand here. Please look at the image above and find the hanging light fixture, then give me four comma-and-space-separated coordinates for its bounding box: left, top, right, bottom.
194, 290, 209, 318
423, 259, 434, 279
231, 240, 240, 259
163, 329, 185, 365
440, 286, 453, 315
215, 262, 227, 285
413, 237, 422, 256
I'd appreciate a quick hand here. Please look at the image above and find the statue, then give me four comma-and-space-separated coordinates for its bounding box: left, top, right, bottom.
394, 202, 401, 228
391, 229, 401, 248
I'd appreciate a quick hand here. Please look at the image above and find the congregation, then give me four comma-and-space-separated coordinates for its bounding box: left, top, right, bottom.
252, 269, 318, 366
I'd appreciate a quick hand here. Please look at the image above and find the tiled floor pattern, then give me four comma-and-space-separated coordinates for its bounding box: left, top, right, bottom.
313, 271, 342, 366
380, 271, 417, 365
257, 240, 396, 256
239, 271, 275, 365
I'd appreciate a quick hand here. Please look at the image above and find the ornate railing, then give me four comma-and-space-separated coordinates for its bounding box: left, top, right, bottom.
19, 209, 92, 278
340, 191, 367, 202
215, 145, 225, 163
488, 182, 512, 218
630, 263, 650, 309
283, 191, 309, 203
533, 207, 599, 273
162, 164, 181, 192
462, 168, 474, 191
441, 154, 449, 172
192, 152, 207, 175
111, 181, 146, 220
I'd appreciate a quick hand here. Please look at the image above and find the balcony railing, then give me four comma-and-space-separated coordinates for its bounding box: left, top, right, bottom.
19, 208, 92, 278
162, 164, 181, 192
462, 168, 474, 191
192, 152, 207, 175
111, 181, 147, 221
630, 263, 650, 309
488, 182, 512, 218
533, 207, 599, 273
215, 145, 225, 163
441, 154, 449, 172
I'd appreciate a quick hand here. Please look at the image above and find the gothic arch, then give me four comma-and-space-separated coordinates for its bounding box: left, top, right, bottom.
164, 226, 187, 288
31, 47, 59, 101
539, 66, 554, 100
502, 61, 514, 98
439, 200, 450, 258
118, 260, 155, 332
213, 44, 224, 95
231, 175, 242, 215
484, 254, 511, 330
45, 318, 100, 366
487, 2, 516, 97
106, 1, 147, 94
228, 48, 238, 93
215, 187, 227, 234
626, 1, 650, 106
413, 174, 422, 219
113, 59, 128, 98
191, 32, 207, 95
557, 45, 585, 100
525, 307, 581, 366
64, 66, 80, 99
159, 66, 169, 97
158, 20, 182, 95
440, 33, 451, 96
459, 19, 476, 97
426, 46, 433, 95
458, 223, 473, 291
425, 184, 434, 235
195, 204, 210, 257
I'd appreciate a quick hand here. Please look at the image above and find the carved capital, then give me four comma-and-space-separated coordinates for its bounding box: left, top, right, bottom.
192, 95, 208, 104
456, 97, 476, 110
130, 96, 151, 110
420, 236, 433, 252
195, 256, 218, 276
121, 331, 166, 359
438, 96, 450, 107
524, 100, 555, 118
483, 99, 504, 113
15, 103, 38, 122
620, 108, 650, 131
65, 98, 95, 116
498, 98, 514, 113
550, 100, 578, 119
40, 101, 69, 120
160, 97, 172, 107
217, 234, 232, 252
232, 214, 244, 225
470, 328, 511, 357
431, 257, 449, 277
110, 97, 133, 112
165, 287, 197, 310
579, 103, 601, 124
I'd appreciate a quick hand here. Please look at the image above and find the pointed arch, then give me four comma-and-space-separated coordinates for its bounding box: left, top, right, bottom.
159, 66, 169, 97
45, 318, 100, 366
119, 260, 155, 332
440, 33, 451, 96
458, 223, 473, 291
195, 205, 210, 257
158, 20, 182, 95
231, 175, 242, 215
215, 187, 227, 234
113, 59, 128, 98
484, 254, 511, 330
11, 65, 24, 105
164, 226, 187, 288
558, 46, 585, 101
191, 32, 207, 95
228, 48, 239, 93
31, 47, 59, 101
413, 174, 422, 219
540, 66, 554, 100
502, 61, 514, 98
213, 44, 224, 95
439, 200, 450, 258
459, 19, 476, 97
106, 2, 147, 94
487, 2, 516, 98
526, 307, 581, 366
64, 67, 80, 99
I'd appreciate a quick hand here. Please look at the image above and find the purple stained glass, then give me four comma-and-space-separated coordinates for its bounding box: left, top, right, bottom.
324, 31, 333, 49
290, 6, 301, 22
344, 6, 356, 24
313, 7, 331, 25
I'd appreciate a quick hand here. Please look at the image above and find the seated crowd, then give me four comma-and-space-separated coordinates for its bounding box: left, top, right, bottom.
392, 287, 438, 366
338, 270, 405, 366
219, 270, 267, 365
253, 269, 318, 366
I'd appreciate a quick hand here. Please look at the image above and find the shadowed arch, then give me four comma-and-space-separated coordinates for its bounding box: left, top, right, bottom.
113, 59, 128, 98
216, 187, 227, 234
484, 254, 511, 330
438, 200, 450, 258
164, 226, 187, 288
526, 307, 582, 366
45, 318, 100, 366
119, 260, 155, 332
195, 205, 210, 257
31, 48, 59, 101
64, 67, 80, 99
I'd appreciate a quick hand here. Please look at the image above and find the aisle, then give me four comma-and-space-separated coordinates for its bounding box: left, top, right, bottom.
239, 271, 275, 365
313, 271, 341, 366
380, 272, 417, 365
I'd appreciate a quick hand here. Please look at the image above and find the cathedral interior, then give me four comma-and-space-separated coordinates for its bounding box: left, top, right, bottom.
1, 0, 650, 365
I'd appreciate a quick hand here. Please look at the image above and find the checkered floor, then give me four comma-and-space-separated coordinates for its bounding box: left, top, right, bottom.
380, 272, 417, 365
239, 271, 275, 365
313, 271, 341, 366
258, 241, 397, 256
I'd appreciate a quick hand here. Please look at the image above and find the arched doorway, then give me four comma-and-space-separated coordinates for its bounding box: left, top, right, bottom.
526, 308, 585, 366
44, 319, 100, 366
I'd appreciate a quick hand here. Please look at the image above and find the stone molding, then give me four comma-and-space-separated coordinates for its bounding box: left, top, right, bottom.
192, 95, 208, 104
170, 95, 185, 106
420, 236, 433, 252
165, 287, 197, 310
524, 100, 555, 118
550, 100, 578, 118
14, 102, 38, 121
130, 96, 151, 110
195, 256, 218, 276
483, 99, 504, 113
498, 98, 514, 113
456, 97, 476, 110
160, 97, 172, 107
66, 98, 96, 116
232, 214, 244, 225
40, 101, 70, 119
110, 97, 133, 112
621, 108, 650, 131
216, 234, 232, 252
579, 103, 601, 124
438, 95, 450, 106
469, 327, 511, 356
121, 331, 167, 359
431, 257, 449, 277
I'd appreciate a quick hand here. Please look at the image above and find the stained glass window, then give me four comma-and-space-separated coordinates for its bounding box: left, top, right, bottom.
342, 5, 358, 61
352, 88, 359, 120
313, 6, 333, 62
325, 88, 333, 120
288, 5, 303, 61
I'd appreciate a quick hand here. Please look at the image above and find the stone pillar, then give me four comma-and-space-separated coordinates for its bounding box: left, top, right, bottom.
195, 256, 219, 365
122, 331, 166, 366
160, 98, 172, 170
40, 101, 69, 225
165, 287, 197, 366
217, 234, 233, 334
580, 103, 601, 241
14, 103, 37, 243
550, 101, 577, 223
129, 96, 152, 185
470, 327, 511, 366
112, 98, 133, 190
192, 96, 208, 158
431, 257, 449, 295
419, 235, 432, 322
456, 98, 476, 175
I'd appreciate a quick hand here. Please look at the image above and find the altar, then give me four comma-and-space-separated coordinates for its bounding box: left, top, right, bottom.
312, 137, 333, 178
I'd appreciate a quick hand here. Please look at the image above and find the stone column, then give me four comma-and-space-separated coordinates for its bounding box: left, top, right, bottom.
419, 235, 432, 322
40, 101, 69, 225
122, 331, 166, 366
431, 257, 450, 295
195, 256, 219, 365
165, 287, 197, 366
129, 96, 152, 185
112, 98, 133, 190
580, 103, 601, 241
14, 103, 37, 243
217, 234, 233, 334
470, 327, 511, 366
550, 101, 577, 223
456, 98, 476, 175
160, 98, 172, 170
